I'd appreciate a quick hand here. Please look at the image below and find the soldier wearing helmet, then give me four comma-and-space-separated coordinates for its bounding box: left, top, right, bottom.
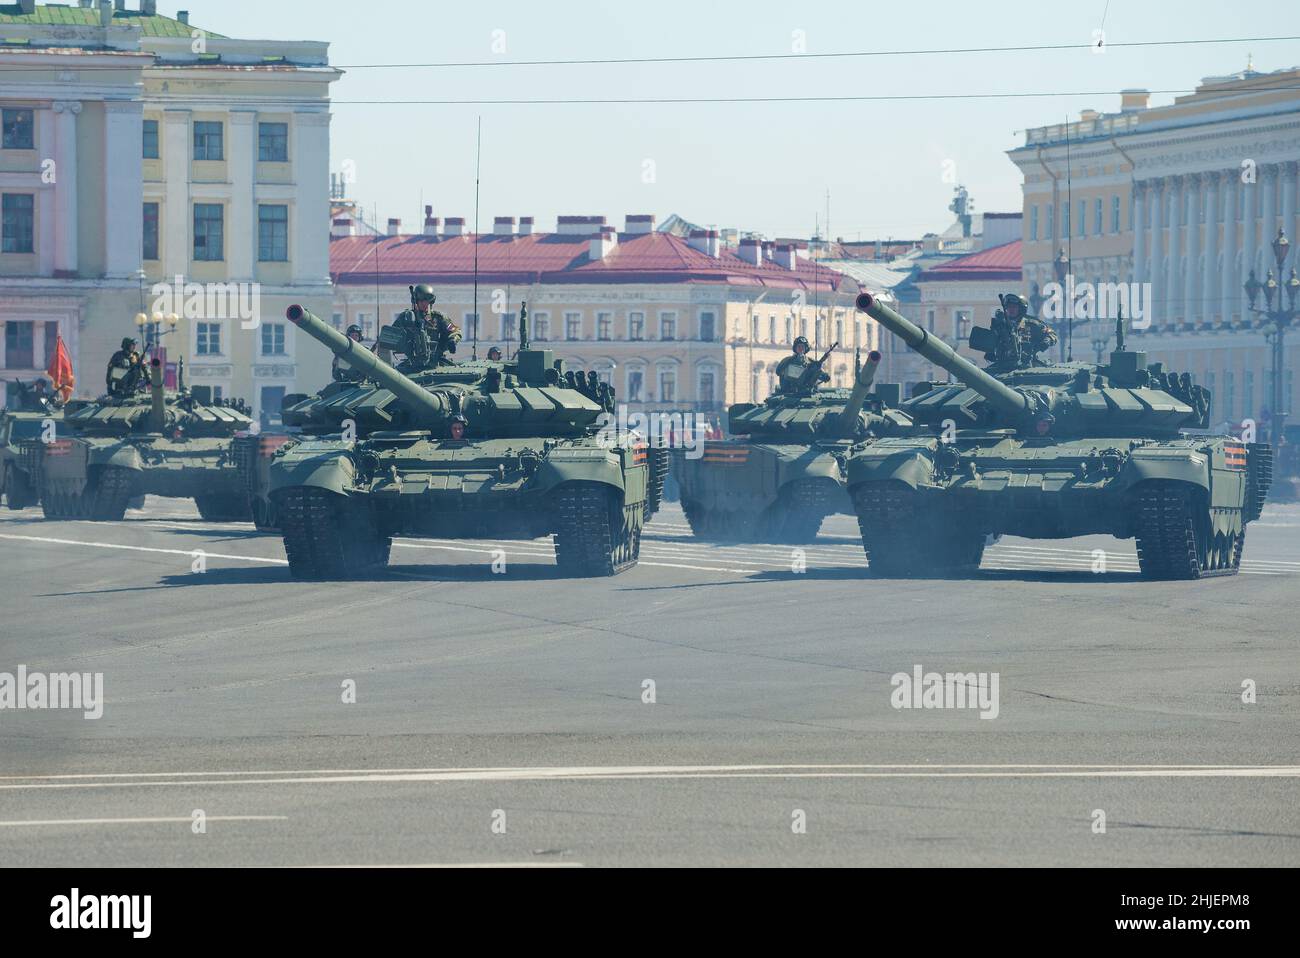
774, 335, 828, 393
332, 324, 367, 382
987, 293, 1057, 367
105, 336, 151, 397
391, 284, 461, 371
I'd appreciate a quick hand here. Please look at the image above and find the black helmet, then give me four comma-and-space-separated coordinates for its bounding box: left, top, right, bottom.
793, 336, 810, 351
487, 346, 503, 360
346, 324, 363, 338
412, 284, 436, 304
121, 337, 137, 350
1003, 293, 1030, 315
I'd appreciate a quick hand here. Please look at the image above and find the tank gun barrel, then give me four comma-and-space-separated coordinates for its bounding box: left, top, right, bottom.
837, 349, 882, 435
149, 359, 166, 431
855, 292, 1028, 419
285, 306, 450, 419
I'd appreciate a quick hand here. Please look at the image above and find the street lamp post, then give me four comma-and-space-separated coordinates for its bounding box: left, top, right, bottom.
1053, 248, 1071, 361
1243, 229, 1300, 450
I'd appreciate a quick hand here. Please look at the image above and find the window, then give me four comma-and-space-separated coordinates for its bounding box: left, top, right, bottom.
658, 367, 676, 402
1094, 198, 1103, 236
596, 312, 613, 341
142, 203, 159, 260
698, 368, 716, 404
142, 119, 159, 159
659, 312, 677, 341
193, 203, 224, 261
628, 311, 645, 340
193, 121, 223, 160
1, 109, 33, 150
259, 386, 286, 429
260, 322, 286, 356
2, 194, 35, 253
534, 312, 550, 341
1062, 202, 1070, 239
1030, 205, 1039, 241
1223, 371, 1235, 422
835, 318, 844, 345
926, 310, 935, 333
258, 204, 288, 261
751, 316, 759, 342
330, 313, 344, 331
768, 316, 776, 342
1046, 204, 1054, 240
626, 367, 644, 402
698, 311, 716, 342
3, 321, 33, 369
955, 310, 971, 343
463, 313, 480, 340
211, 385, 225, 403
1078, 199, 1087, 237
785, 317, 793, 342
196, 322, 222, 356
258, 122, 288, 162
564, 312, 582, 340
1111, 195, 1121, 233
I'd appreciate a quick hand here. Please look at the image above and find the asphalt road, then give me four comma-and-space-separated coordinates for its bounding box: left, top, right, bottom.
1, 498, 1297, 867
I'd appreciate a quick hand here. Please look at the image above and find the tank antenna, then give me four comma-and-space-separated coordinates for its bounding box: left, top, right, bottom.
518, 300, 530, 352
1115, 303, 1126, 352
1065, 113, 1074, 363
472, 115, 481, 361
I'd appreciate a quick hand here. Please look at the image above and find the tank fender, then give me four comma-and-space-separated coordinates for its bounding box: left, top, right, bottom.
1122, 448, 1210, 492
846, 443, 936, 490
87, 442, 144, 472
268, 448, 356, 496
533, 447, 627, 498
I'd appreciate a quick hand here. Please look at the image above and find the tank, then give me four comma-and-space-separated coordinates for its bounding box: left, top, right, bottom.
848, 292, 1272, 579
23, 362, 256, 521
674, 350, 911, 542
0, 381, 65, 509
267, 304, 667, 578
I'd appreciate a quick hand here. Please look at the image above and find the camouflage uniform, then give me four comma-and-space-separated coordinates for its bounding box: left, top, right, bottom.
774, 337, 828, 393
105, 339, 150, 397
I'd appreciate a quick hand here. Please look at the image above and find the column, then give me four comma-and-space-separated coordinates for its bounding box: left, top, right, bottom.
1166, 176, 1181, 324
1149, 178, 1164, 325
51, 100, 81, 277
1259, 164, 1277, 265
162, 110, 191, 281
291, 111, 332, 283
36, 105, 55, 276
103, 100, 144, 279
227, 110, 255, 281
1131, 181, 1145, 287
1183, 174, 1200, 324
1202, 171, 1219, 323
1281, 160, 1298, 251
1242, 164, 1257, 284
1221, 170, 1239, 324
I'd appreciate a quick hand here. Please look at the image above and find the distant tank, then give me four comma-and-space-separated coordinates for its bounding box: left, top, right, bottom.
0, 380, 64, 509
675, 349, 909, 542
848, 292, 1272, 578
24, 362, 256, 521
267, 303, 667, 578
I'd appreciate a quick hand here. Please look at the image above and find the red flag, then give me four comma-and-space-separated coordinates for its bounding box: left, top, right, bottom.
46, 334, 75, 402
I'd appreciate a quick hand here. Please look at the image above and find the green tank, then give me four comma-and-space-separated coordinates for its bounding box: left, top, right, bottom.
675, 350, 910, 542
848, 292, 1272, 578
24, 363, 256, 521
0, 381, 65, 509
268, 304, 666, 578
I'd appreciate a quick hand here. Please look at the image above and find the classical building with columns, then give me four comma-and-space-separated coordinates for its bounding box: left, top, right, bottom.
0, 2, 339, 423
1009, 65, 1300, 430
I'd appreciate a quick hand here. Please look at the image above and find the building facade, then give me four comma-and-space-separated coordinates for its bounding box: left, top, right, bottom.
1009, 66, 1300, 430
329, 214, 874, 424
0, 2, 339, 423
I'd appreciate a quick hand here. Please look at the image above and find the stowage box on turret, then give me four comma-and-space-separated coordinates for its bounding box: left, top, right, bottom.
23, 363, 255, 521
267, 304, 667, 578
674, 350, 910, 542
848, 292, 1272, 579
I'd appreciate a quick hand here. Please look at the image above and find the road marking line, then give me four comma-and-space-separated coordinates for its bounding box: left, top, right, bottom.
0, 533, 287, 564
0, 815, 287, 827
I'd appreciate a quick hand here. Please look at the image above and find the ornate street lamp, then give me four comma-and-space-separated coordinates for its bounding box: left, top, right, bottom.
1244, 229, 1299, 451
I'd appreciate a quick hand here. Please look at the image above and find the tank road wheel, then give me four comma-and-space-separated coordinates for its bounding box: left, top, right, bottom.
553, 482, 641, 577
1134, 481, 1241, 580
853, 482, 984, 578
86, 466, 135, 522
765, 478, 835, 544
194, 493, 253, 523
278, 487, 390, 580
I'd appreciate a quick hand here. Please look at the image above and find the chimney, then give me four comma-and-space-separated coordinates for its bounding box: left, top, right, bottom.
423, 206, 439, 237
443, 217, 465, 237
493, 216, 516, 237
1120, 89, 1149, 113
1079, 108, 1100, 122
687, 229, 720, 257
737, 237, 764, 266
141, 0, 157, 13
624, 214, 655, 235
557, 215, 605, 236
386, 218, 401, 236
771, 244, 799, 270
177, 10, 189, 25
331, 217, 355, 238
518, 216, 534, 236
590, 225, 617, 260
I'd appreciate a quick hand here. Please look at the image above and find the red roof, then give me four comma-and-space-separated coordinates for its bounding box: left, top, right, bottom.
917, 240, 1022, 282
329, 230, 848, 292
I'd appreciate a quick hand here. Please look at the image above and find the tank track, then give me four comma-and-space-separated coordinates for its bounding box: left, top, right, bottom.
279, 487, 391, 580
766, 478, 834, 544
553, 482, 640, 577
644, 447, 671, 520
853, 482, 984, 577
3, 464, 38, 510
88, 466, 135, 521
1134, 482, 1241, 579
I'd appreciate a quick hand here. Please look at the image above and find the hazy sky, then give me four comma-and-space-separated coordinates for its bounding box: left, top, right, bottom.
183, 0, 1299, 239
